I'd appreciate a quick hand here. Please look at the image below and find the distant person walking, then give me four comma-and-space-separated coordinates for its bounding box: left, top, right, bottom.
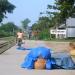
16, 30, 24, 47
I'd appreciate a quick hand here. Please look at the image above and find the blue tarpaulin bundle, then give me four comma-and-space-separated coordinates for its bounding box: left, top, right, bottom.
21, 47, 75, 69
21, 47, 56, 69
61, 56, 75, 69
52, 52, 75, 69
17, 47, 30, 50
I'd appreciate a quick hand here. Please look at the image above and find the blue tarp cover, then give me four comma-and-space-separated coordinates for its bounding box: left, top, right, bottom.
21, 47, 75, 69
21, 47, 54, 69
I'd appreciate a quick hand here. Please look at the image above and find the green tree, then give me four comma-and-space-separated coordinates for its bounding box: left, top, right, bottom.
32, 0, 75, 40
31, 23, 38, 31
0, 22, 18, 32
0, 22, 19, 37
47, 0, 75, 26
31, 16, 52, 40
0, 0, 15, 22
21, 18, 31, 30
32, 16, 51, 31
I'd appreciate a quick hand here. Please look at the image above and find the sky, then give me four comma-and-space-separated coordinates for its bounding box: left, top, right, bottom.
3, 0, 55, 26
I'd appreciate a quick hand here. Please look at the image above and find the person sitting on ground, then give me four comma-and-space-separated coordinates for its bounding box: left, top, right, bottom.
69, 42, 75, 56
69, 42, 75, 62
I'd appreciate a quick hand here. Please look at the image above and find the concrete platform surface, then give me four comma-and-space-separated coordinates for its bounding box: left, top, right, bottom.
0, 40, 75, 75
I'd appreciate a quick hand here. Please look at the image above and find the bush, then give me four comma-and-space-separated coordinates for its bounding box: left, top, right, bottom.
0, 30, 11, 38
38, 29, 50, 40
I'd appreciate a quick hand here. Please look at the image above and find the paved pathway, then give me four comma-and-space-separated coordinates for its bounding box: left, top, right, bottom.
0, 40, 75, 75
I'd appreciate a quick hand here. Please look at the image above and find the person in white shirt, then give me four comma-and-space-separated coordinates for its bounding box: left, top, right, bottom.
16, 30, 24, 47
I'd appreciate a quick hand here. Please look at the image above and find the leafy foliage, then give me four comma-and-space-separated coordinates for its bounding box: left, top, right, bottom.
47, 0, 75, 25
0, 22, 19, 37
31, 16, 53, 40
21, 18, 31, 30
0, 0, 15, 22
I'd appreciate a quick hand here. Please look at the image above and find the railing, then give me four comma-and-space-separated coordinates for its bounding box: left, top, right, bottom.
0, 37, 16, 54
50, 29, 66, 34
0, 42, 8, 48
